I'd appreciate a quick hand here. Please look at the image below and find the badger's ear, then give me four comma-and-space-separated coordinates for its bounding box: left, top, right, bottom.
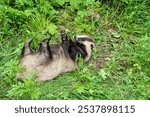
90, 44, 94, 50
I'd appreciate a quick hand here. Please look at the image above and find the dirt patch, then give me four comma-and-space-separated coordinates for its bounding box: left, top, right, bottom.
94, 42, 113, 69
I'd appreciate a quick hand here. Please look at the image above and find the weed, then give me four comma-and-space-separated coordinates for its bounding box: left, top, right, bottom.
0, 0, 149, 99
7, 73, 41, 100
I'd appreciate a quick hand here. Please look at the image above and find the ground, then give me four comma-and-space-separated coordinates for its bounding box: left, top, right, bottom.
0, 0, 150, 99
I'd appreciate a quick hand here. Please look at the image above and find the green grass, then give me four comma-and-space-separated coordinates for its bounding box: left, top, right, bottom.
0, 0, 150, 100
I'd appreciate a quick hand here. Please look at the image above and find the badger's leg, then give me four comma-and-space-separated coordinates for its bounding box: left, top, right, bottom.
39, 37, 52, 59
61, 31, 70, 50
21, 39, 33, 57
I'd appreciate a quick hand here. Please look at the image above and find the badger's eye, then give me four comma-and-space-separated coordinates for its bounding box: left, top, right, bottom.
90, 44, 94, 50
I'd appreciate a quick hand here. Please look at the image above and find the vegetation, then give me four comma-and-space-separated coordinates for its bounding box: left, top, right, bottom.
0, 0, 149, 100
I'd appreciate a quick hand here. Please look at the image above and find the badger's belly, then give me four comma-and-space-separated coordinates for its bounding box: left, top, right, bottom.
37, 58, 76, 81
18, 54, 76, 81
17, 55, 40, 79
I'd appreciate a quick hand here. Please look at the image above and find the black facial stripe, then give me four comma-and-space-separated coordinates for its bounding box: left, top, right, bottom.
76, 42, 85, 50
76, 42, 87, 58
68, 42, 87, 61
78, 38, 85, 41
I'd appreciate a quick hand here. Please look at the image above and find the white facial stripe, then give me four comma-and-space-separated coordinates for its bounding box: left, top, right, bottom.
76, 35, 91, 39
82, 41, 94, 62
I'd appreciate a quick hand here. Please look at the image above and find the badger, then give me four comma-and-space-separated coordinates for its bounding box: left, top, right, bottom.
17, 32, 95, 81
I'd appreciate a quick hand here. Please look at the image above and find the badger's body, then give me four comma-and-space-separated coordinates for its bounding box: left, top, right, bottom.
17, 33, 94, 81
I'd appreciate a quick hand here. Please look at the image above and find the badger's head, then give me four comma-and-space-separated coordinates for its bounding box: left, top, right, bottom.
75, 35, 95, 62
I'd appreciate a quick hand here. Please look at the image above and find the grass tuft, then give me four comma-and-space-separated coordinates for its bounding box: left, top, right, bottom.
0, 0, 150, 100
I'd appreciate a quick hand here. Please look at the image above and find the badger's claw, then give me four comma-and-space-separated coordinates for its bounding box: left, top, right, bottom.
42, 37, 51, 43
26, 38, 33, 44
